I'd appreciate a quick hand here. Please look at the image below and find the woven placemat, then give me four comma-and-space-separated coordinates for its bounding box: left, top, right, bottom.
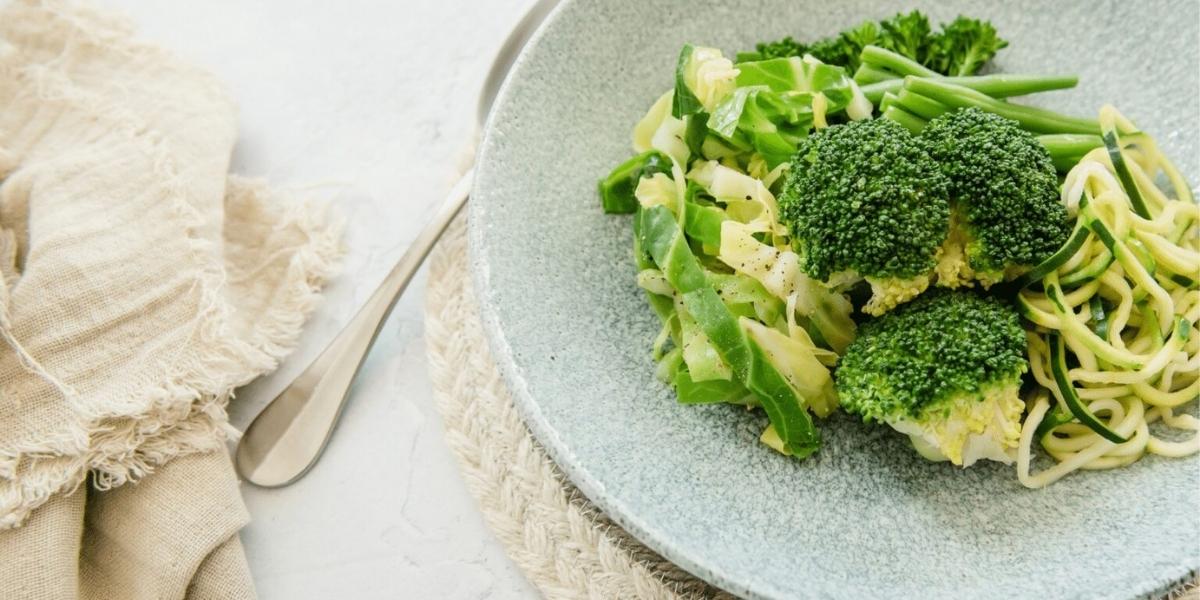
423, 215, 1198, 600
424, 216, 731, 599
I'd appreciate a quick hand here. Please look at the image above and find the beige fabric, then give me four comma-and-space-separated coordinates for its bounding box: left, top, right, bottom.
0, 1, 341, 598
1, 451, 251, 600
79, 452, 249, 599
424, 216, 1199, 600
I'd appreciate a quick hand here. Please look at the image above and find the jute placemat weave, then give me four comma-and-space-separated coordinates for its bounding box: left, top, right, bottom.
423, 215, 1198, 600
425, 216, 731, 600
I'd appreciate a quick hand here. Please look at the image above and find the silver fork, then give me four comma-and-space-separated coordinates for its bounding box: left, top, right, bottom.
234, 0, 559, 487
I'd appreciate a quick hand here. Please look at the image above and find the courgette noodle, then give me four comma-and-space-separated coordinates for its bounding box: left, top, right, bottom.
1017, 106, 1199, 489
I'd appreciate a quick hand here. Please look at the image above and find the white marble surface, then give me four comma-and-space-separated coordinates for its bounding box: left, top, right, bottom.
99, 1, 541, 598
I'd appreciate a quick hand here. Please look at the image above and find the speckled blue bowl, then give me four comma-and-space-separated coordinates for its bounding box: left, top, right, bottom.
469, 1, 1200, 598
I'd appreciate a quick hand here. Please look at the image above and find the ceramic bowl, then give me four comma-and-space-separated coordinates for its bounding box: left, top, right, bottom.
470, 1, 1199, 597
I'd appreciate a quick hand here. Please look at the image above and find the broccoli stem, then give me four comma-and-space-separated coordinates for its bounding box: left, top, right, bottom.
861, 74, 1078, 103
904, 77, 1101, 135
882, 106, 927, 134
860, 45, 940, 78
853, 63, 899, 86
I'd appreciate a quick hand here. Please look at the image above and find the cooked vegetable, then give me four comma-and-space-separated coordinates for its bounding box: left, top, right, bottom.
921, 108, 1072, 287
673, 44, 740, 118
739, 11, 1006, 78
598, 18, 1197, 487
859, 73, 1078, 104
715, 216, 856, 354
598, 150, 672, 214
779, 117, 950, 315
637, 203, 828, 457
706, 55, 871, 167
887, 75, 1102, 135
836, 290, 1029, 466
597, 44, 876, 456
1016, 107, 1199, 489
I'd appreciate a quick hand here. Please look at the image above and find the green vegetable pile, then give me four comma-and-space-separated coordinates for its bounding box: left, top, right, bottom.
738, 11, 1006, 77
596, 11, 1199, 482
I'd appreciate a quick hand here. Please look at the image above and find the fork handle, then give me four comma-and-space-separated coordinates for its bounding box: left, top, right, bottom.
235, 169, 474, 487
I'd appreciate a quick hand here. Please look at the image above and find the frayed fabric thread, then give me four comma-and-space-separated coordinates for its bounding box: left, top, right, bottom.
0, 0, 342, 529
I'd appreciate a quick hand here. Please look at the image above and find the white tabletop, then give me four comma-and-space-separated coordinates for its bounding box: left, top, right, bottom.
100, 1, 541, 598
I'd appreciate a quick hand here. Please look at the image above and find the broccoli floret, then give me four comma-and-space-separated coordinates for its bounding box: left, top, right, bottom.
779, 118, 950, 315
923, 16, 1008, 77
921, 108, 1072, 286
816, 22, 881, 71
877, 10, 933, 62
836, 289, 1028, 466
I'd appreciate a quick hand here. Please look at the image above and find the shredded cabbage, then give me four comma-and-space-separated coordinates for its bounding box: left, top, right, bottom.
682, 46, 739, 112
606, 46, 880, 457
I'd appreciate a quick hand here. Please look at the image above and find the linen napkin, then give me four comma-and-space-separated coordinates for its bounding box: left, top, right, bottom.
0, 1, 342, 597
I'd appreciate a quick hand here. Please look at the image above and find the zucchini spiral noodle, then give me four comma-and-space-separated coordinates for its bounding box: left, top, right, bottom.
1016, 106, 1200, 488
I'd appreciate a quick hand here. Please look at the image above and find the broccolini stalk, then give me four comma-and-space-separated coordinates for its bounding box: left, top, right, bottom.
862, 46, 1083, 134
860, 73, 1078, 104
883, 105, 926, 134
894, 88, 948, 120
859, 44, 940, 80
881, 79, 1104, 144
903, 77, 1101, 135
851, 64, 898, 85
878, 91, 899, 111
1038, 134, 1104, 171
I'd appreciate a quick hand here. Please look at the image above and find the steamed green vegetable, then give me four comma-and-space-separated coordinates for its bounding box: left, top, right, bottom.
859, 73, 1078, 104
673, 44, 739, 118
888, 75, 1102, 135
704, 56, 871, 167
638, 203, 826, 456
778, 117, 950, 315
595, 13, 1198, 481
739, 11, 1007, 77
837, 290, 1029, 466
921, 108, 1073, 287
598, 150, 672, 214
